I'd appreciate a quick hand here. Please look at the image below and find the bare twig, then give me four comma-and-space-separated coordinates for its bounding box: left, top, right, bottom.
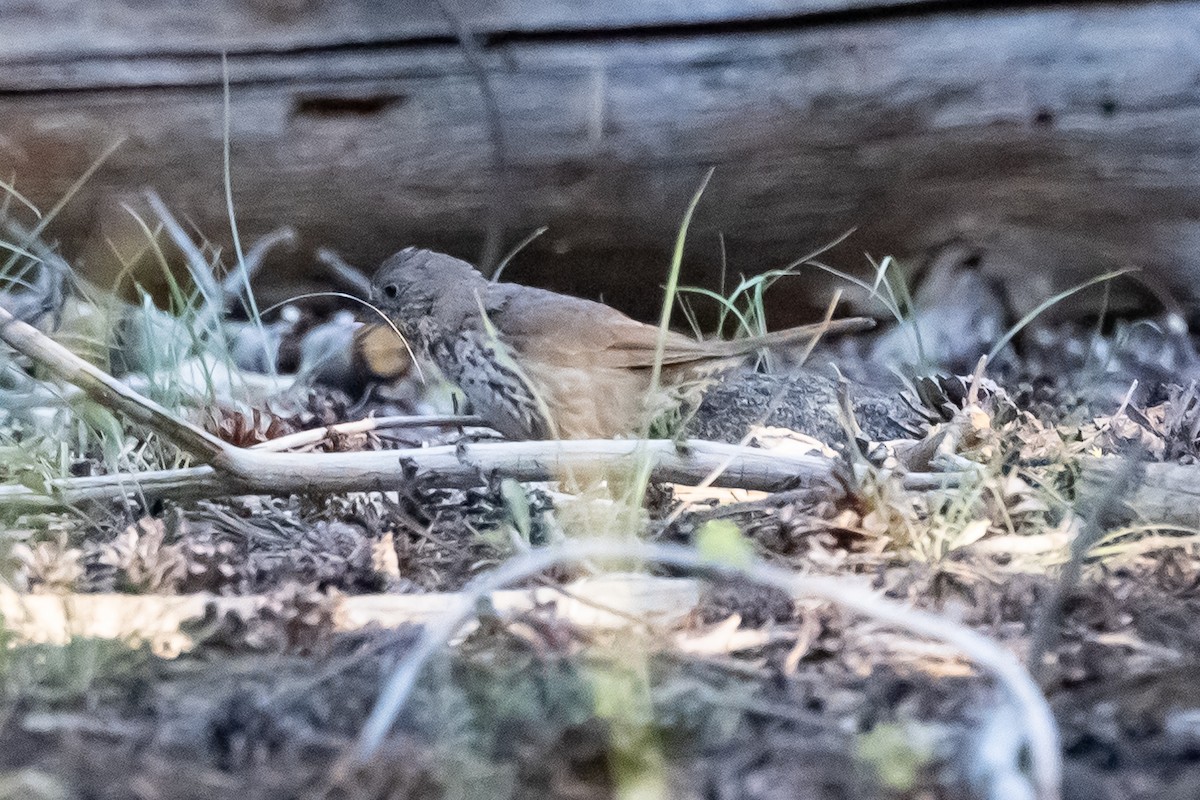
251, 414, 487, 452
966, 354, 988, 406
0, 575, 699, 655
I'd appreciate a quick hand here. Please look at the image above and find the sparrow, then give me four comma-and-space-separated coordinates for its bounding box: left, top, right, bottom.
370, 247, 873, 439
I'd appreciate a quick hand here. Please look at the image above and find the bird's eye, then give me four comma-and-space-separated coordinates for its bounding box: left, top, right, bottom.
382, 284, 399, 299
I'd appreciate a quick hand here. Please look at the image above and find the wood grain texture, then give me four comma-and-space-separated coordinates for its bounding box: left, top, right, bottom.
0, 2, 1193, 323
0, 0, 943, 60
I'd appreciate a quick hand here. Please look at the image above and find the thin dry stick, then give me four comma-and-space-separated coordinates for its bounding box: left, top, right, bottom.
0, 457, 953, 511
661, 426, 762, 528
662, 385, 795, 528
966, 354, 989, 406
794, 288, 845, 367
251, 414, 486, 453
352, 539, 1060, 800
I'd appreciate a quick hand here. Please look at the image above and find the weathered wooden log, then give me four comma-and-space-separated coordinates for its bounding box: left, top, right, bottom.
0, 0, 931, 58
0, 1, 1193, 325
0, 576, 702, 655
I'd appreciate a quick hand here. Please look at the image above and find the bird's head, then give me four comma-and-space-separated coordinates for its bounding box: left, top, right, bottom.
370, 247, 486, 325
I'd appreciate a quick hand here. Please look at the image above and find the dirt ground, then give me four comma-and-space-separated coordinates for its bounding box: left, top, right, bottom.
5, 533, 1200, 800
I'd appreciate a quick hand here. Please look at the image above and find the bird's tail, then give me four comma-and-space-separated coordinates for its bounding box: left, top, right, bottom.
710, 316, 876, 358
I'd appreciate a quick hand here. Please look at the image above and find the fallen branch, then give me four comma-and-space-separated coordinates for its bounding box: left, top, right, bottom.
0, 574, 699, 656
0, 439, 845, 510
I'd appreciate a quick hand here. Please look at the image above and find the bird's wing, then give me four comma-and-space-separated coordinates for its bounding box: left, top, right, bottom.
484, 284, 718, 369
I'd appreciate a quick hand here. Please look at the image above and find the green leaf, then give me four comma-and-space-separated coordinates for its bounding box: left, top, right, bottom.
695, 519, 753, 568
855, 723, 934, 791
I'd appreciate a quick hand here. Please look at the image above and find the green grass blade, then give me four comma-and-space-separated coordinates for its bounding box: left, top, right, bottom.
630, 168, 715, 498
491, 225, 548, 282
675, 285, 753, 337
0, 240, 42, 263
220, 53, 271, 374
867, 253, 925, 364
0, 178, 42, 219
807, 259, 909, 326
647, 168, 714, 399
987, 268, 1134, 362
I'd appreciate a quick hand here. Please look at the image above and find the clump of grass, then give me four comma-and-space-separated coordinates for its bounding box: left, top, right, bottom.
676, 228, 863, 350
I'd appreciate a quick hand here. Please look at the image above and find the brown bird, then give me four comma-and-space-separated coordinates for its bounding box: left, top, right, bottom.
370, 248, 873, 440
